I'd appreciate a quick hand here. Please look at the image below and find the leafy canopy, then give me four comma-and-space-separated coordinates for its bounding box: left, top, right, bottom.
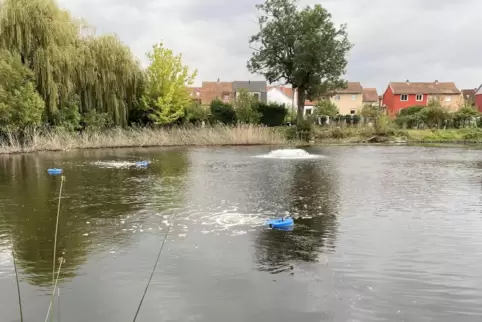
234, 89, 261, 124
0, 50, 44, 131
0, 0, 142, 126
247, 0, 352, 122
142, 43, 197, 125
314, 100, 338, 117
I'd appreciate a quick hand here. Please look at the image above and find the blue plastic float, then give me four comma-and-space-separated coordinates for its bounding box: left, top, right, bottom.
267, 217, 294, 229
135, 161, 149, 167
47, 168, 63, 175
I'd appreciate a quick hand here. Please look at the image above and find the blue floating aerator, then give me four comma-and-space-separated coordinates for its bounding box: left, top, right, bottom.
135, 160, 149, 167
266, 217, 294, 230
47, 168, 63, 175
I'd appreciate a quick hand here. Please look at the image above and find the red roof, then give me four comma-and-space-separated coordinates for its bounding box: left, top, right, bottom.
268, 86, 315, 106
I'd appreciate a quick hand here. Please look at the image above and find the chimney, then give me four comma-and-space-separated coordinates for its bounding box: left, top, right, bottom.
406, 79, 409, 84
217, 78, 220, 82
434, 80, 438, 84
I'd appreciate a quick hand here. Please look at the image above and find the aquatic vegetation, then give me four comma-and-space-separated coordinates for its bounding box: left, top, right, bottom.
0, 125, 290, 153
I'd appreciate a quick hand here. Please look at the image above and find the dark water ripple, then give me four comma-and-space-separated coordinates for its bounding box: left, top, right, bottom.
1, 146, 482, 321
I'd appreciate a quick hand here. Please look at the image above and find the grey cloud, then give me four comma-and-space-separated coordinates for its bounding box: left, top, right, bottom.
58, 0, 482, 89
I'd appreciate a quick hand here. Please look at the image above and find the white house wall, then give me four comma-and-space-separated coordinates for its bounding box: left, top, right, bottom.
267, 88, 296, 109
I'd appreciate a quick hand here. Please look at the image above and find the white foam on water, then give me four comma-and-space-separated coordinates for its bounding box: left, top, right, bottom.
197, 211, 267, 232
93, 161, 136, 168
255, 149, 323, 159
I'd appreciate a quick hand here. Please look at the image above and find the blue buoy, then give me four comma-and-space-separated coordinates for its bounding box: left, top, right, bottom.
47, 168, 63, 175
267, 217, 294, 229
135, 161, 149, 167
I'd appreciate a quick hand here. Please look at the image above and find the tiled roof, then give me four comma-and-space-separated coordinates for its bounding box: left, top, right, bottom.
267, 86, 315, 105
335, 82, 363, 94
390, 82, 460, 94
362, 88, 379, 102
268, 86, 294, 98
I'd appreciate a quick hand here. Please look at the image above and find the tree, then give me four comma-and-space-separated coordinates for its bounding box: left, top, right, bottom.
314, 100, 338, 117
234, 89, 261, 124
0, 50, 44, 131
453, 104, 480, 128
142, 43, 197, 125
0, 0, 142, 126
209, 99, 237, 125
247, 0, 352, 124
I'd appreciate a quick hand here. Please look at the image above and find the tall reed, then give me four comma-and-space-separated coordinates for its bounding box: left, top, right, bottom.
0, 125, 289, 154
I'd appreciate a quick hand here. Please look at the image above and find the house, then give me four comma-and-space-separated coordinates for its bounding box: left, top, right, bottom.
382, 80, 462, 116
362, 88, 379, 107
462, 88, 476, 107
324, 82, 364, 115
200, 79, 233, 105
267, 86, 295, 109
233, 81, 267, 103
266, 86, 317, 115
475, 85, 482, 112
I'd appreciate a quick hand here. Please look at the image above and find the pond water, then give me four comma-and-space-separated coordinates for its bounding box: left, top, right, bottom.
1, 145, 482, 322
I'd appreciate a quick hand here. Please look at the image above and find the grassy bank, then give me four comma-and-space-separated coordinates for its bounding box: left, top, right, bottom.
312, 126, 482, 144
0, 125, 290, 154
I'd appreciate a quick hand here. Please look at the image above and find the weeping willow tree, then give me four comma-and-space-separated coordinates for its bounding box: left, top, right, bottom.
0, 0, 142, 126
75, 35, 142, 125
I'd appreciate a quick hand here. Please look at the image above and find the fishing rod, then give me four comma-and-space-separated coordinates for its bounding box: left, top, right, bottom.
132, 158, 176, 322
131, 212, 176, 322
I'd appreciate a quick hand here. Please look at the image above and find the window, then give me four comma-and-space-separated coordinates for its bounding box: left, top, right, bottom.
352, 95, 357, 100
223, 94, 229, 101
253, 93, 260, 101
416, 94, 423, 101
445, 96, 452, 102
334, 95, 340, 100
400, 94, 408, 101
305, 108, 312, 115
350, 109, 356, 115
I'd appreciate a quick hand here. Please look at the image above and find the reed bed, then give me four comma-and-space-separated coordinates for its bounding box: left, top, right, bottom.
0, 125, 289, 154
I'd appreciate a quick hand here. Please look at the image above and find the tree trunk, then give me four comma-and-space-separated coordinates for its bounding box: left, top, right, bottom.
296, 87, 306, 125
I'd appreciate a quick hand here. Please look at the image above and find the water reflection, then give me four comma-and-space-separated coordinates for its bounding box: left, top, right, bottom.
255, 160, 339, 274
0, 148, 190, 286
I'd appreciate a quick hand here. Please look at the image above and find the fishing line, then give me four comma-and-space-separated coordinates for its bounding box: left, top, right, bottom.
132, 159, 176, 322
131, 213, 176, 322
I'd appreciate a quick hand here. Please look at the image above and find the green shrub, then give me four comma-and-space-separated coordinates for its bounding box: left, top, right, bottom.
234, 89, 260, 124
209, 99, 236, 125
184, 102, 207, 124
53, 96, 81, 131
256, 102, 288, 126
81, 110, 113, 131
0, 50, 44, 131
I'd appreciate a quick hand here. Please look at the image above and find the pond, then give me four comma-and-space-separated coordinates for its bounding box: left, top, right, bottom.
1, 145, 482, 322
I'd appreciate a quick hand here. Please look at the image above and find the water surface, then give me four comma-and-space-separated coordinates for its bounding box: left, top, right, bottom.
1, 145, 482, 321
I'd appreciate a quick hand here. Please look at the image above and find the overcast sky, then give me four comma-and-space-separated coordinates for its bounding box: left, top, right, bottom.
58, 0, 480, 93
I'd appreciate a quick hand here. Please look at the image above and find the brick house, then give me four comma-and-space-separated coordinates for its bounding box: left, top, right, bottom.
382, 81, 462, 116
200, 80, 233, 105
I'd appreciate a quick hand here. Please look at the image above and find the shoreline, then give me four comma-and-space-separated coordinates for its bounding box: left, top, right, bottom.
3, 127, 482, 155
